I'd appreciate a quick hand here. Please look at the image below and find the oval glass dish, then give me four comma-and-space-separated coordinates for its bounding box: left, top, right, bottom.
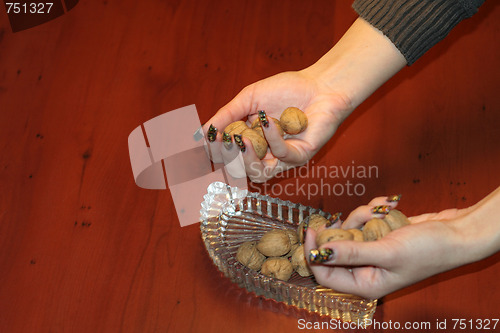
200, 182, 377, 324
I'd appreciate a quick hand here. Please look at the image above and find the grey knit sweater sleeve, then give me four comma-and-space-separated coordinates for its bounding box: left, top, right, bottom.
352, 0, 486, 65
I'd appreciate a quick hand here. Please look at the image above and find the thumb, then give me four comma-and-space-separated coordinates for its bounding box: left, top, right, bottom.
316, 240, 394, 268
206, 85, 255, 132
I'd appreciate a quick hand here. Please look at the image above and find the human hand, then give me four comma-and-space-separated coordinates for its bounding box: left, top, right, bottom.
202, 69, 353, 182
202, 18, 408, 182
303, 195, 488, 299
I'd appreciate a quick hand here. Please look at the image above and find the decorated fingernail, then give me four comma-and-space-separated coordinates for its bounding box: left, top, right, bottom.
233, 134, 245, 152
387, 194, 402, 202
207, 124, 217, 142
372, 205, 391, 215
222, 132, 232, 150
328, 212, 342, 226
309, 248, 334, 264
258, 110, 269, 128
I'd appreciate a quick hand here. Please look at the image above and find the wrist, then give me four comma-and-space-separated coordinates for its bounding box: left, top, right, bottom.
448, 188, 500, 265
303, 17, 406, 110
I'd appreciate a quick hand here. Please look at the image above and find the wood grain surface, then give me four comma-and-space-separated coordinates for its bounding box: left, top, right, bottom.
0, 1, 499, 332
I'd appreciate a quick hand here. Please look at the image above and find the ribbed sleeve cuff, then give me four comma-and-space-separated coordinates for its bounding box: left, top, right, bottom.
352, 0, 483, 65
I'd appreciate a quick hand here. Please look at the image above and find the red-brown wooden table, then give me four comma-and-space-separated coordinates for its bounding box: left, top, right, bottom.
1, 1, 499, 332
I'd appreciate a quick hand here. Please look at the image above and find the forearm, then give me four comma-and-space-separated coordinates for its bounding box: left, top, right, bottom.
302, 17, 406, 119
353, 0, 486, 65
451, 186, 500, 264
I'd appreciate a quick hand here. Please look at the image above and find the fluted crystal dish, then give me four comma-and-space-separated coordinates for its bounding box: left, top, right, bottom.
200, 182, 376, 324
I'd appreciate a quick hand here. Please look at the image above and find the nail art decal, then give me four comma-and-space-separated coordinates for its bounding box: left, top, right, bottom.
372, 205, 391, 215
258, 110, 269, 128
309, 248, 334, 264
207, 124, 217, 142
328, 212, 343, 226
222, 132, 232, 150
387, 194, 402, 202
233, 134, 245, 152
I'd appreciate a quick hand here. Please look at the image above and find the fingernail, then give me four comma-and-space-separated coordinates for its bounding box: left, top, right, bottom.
222, 132, 232, 150
309, 248, 334, 264
207, 124, 217, 143
372, 205, 391, 215
328, 212, 342, 226
386, 194, 402, 203
258, 110, 269, 128
233, 134, 245, 152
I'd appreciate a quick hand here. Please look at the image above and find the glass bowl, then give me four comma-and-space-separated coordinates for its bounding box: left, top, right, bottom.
200, 182, 377, 324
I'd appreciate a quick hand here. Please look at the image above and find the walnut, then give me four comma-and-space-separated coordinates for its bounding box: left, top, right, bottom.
297, 214, 330, 243
257, 229, 291, 257
260, 257, 294, 281
363, 218, 392, 241
291, 244, 312, 277
316, 228, 354, 247
279, 107, 308, 135
284, 228, 300, 258
347, 229, 364, 242
236, 241, 266, 271
285, 243, 300, 259
241, 128, 268, 159
383, 209, 410, 231
251, 116, 285, 137
224, 120, 249, 136
285, 229, 299, 247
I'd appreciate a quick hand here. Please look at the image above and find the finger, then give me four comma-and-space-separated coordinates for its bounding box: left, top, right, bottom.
304, 231, 358, 294
257, 111, 307, 164
342, 196, 401, 229
303, 227, 319, 262
206, 86, 255, 131
205, 126, 224, 163
201, 85, 256, 163
220, 135, 247, 179
239, 137, 270, 183
305, 230, 392, 299
314, 240, 393, 268
313, 265, 386, 300
369, 195, 401, 208
201, 124, 223, 163
341, 205, 386, 229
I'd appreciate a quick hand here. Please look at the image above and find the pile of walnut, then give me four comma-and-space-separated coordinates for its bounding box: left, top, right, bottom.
236, 209, 410, 281
225, 107, 308, 159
